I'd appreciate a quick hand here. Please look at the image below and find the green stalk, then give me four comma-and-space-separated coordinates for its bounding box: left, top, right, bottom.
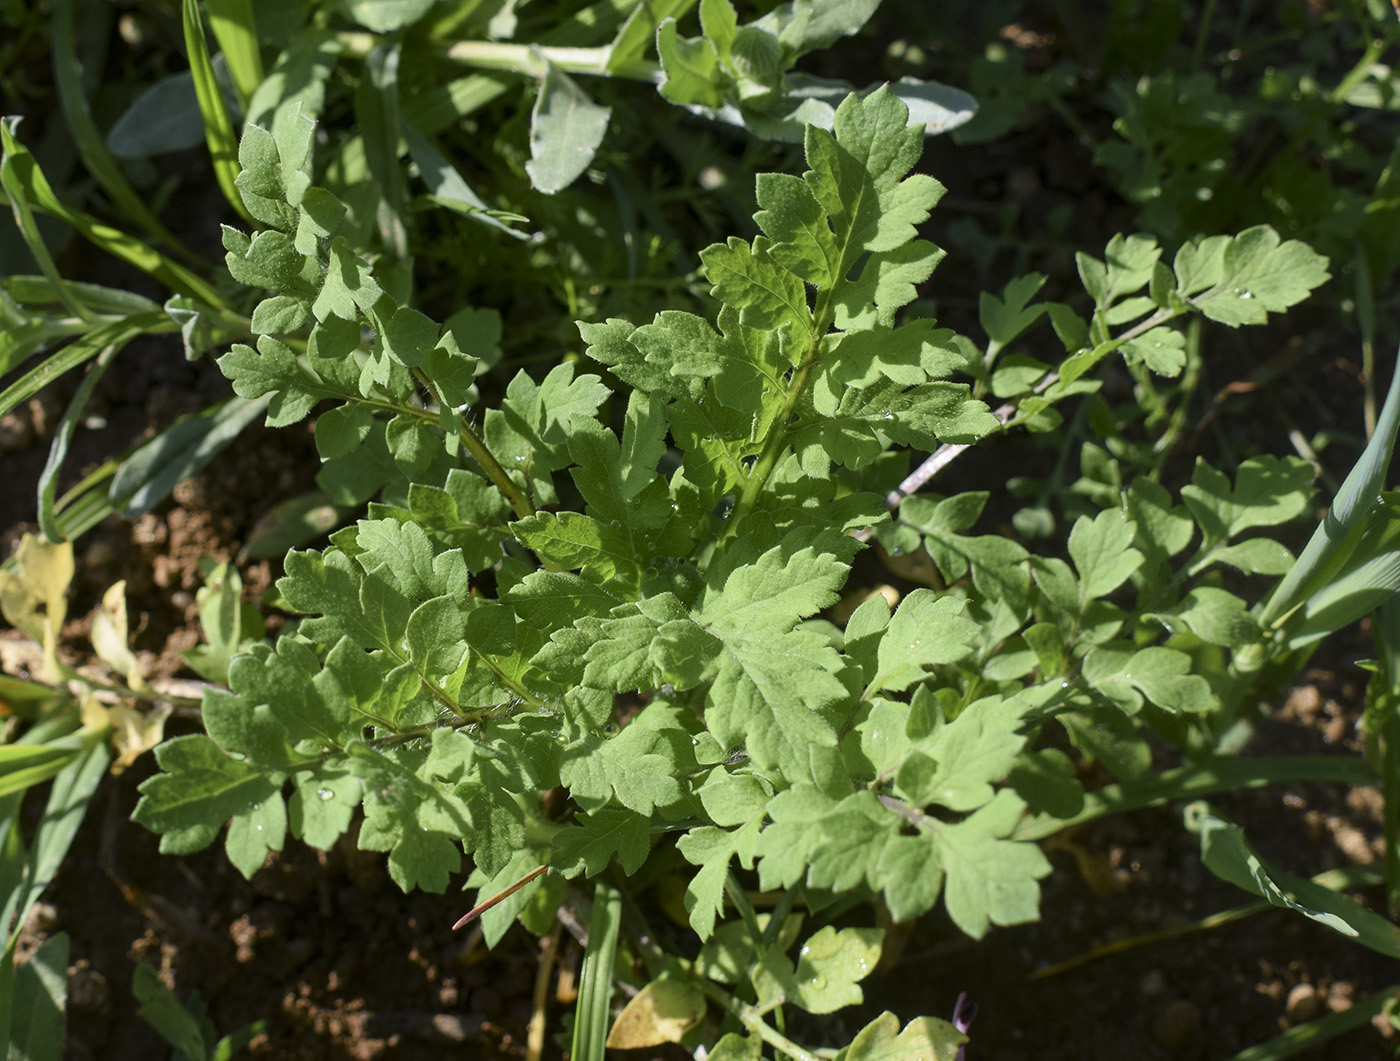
726, 336, 821, 534
336, 33, 661, 82
409, 367, 535, 518
1374, 597, 1400, 917
695, 979, 822, 1061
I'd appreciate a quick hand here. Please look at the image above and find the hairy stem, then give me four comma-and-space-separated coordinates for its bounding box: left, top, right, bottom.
409, 367, 536, 519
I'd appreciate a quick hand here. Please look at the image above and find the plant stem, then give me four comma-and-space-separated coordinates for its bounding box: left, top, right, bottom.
409, 367, 536, 519
336, 33, 661, 82
725, 331, 821, 538
694, 979, 823, 1061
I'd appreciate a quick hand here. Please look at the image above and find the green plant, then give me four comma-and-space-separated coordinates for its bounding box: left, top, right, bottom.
120, 77, 1389, 1054
2, 0, 975, 565
0, 544, 113, 1061
11, 1, 1400, 1055
132, 963, 266, 1061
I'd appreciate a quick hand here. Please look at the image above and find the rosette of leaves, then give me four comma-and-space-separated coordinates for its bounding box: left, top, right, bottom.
133, 84, 1076, 956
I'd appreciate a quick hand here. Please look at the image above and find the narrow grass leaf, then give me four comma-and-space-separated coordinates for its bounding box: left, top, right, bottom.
1012, 756, 1377, 841
111, 395, 270, 518
105, 71, 208, 158
1260, 346, 1400, 628
182, 0, 252, 225
8, 932, 67, 1061
49, 0, 189, 256
15, 738, 109, 932
1187, 801, 1400, 957
401, 73, 512, 135
206, 0, 263, 106
0, 747, 79, 801
607, 0, 694, 74
132, 964, 209, 1059
0, 312, 173, 422
0, 127, 227, 307
1225, 985, 1399, 1061
572, 882, 622, 1061
404, 122, 528, 239
0, 121, 88, 321
356, 43, 409, 258
37, 340, 121, 541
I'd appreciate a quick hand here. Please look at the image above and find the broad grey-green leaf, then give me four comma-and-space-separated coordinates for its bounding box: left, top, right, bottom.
1187, 802, 1400, 956
526, 59, 612, 195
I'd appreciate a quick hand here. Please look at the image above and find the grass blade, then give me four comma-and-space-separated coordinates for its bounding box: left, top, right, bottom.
355, 43, 409, 259
1012, 755, 1376, 841
110, 394, 270, 518
0, 796, 21, 1058
182, 0, 253, 226
403, 121, 529, 240
0, 125, 229, 309
205, 0, 264, 107
12, 736, 111, 935
0, 312, 174, 422
1367, 596, 1400, 917
49, 0, 192, 259
1258, 346, 1400, 630
572, 882, 622, 1061
1225, 985, 1398, 1061
8, 932, 68, 1061
1187, 801, 1400, 957
607, 0, 696, 74
401, 73, 512, 135
6, 276, 161, 316
37, 340, 122, 541
1032, 863, 1383, 980
0, 120, 89, 322
0, 746, 81, 802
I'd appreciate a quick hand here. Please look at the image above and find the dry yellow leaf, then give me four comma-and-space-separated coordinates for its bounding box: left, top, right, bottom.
0, 534, 74, 682
80, 693, 169, 773
90, 580, 148, 692
605, 978, 706, 1050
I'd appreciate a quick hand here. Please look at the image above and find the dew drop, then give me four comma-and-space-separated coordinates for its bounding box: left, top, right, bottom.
316, 788, 333, 801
